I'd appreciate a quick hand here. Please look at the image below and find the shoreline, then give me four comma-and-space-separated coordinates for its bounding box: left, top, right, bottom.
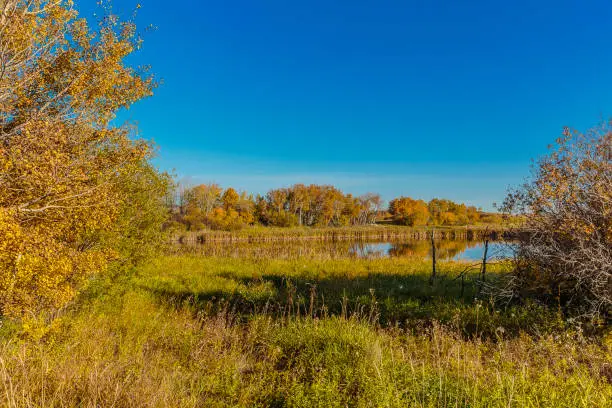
173, 225, 520, 244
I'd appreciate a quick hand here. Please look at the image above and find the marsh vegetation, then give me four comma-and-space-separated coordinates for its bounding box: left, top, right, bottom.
175, 236, 514, 262
1, 248, 610, 407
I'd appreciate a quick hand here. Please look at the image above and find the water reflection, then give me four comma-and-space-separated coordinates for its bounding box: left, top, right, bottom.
178, 239, 515, 261
349, 241, 514, 260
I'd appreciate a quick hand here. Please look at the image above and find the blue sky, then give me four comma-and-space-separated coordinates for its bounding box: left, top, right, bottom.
83, 0, 612, 210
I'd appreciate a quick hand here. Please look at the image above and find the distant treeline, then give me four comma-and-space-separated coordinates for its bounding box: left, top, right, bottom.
166, 183, 511, 231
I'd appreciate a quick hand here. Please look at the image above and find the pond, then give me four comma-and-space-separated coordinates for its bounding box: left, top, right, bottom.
348, 241, 514, 261
178, 239, 516, 261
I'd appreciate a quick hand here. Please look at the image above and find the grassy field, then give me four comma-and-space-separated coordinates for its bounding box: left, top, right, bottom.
0, 255, 610, 407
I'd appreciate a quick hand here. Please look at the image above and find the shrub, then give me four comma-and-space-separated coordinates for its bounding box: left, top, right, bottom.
503, 123, 612, 318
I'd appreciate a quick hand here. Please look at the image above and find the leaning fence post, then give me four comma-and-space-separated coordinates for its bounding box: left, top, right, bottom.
480, 239, 489, 283
429, 229, 437, 285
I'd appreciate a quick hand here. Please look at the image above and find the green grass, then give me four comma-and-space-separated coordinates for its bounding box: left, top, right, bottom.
134, 257, 564, 337
0, 256, 610, 407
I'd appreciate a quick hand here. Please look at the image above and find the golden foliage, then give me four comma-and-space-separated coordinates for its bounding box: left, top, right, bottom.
0, 1, 169, 317
389, 197, 430, 226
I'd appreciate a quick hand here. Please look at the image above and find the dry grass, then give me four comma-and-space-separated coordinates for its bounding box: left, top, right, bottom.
174, 225, 509, 244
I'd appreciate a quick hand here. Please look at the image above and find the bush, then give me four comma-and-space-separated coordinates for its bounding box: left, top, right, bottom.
503, 123, 612, 318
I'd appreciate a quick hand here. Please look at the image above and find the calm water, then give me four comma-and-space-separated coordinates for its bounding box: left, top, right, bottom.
349, 241, 515, 261
182, 239, 515, 261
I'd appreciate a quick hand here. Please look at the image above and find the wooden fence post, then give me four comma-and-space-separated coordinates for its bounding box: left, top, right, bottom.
480, 239, 489, 283
429, 229, 436, 285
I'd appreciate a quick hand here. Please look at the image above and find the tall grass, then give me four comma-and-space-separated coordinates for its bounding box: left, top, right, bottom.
171, 239, 501, 261
175, 225, 509, 244
0, 256, 610, 407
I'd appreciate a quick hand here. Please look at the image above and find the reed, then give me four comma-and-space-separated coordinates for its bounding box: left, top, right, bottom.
170, 239, 510, 265
174, 225, 512, 244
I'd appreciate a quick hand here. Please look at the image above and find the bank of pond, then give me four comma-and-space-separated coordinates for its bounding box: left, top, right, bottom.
174, 225, 516, 245
176, 238, 515, 262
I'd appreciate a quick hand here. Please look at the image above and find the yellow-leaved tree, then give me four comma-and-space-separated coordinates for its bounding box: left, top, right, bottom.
388, 197, 430, 226
0, 1, 170, 317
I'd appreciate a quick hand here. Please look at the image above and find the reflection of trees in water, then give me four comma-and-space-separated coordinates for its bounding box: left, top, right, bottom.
388, 240, 476, 259
438, 240, 483, 259
179, 240, 363, 259
387, 241, 430, 258
177, 239, 492, 260
347, 242, 389, 258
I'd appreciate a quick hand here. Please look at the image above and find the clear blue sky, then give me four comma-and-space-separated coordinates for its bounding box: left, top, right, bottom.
82, 0, 612, 210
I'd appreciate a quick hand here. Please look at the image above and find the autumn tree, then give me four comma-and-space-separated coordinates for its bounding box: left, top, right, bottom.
318, 186, 345, 226
255, 185, 382, 227
254, 195, 271, 225
0, 1, 169, 317
466, 206, 480, 224
187, 184, 222, 215
341, 194, 360, 226
428, 199, 455, 225
265, 188, 297, 227
221, 188, 240, 211
268, 188, 289, 214
288, 184, 309, 226
358, 193, 383, 224
178, 184, 256, 231
389, 197, 430, 226
426, 198, 480, 226
502, 124, 612, 318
